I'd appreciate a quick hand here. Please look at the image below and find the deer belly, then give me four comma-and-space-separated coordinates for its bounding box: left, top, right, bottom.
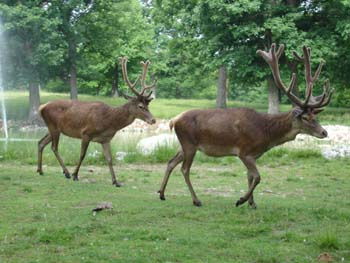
61, 129, 82, 139
198, 144, 240, 157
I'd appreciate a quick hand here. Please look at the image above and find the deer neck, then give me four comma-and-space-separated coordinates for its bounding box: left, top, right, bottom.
111, 102, 136, 131
264, 111, 299, 148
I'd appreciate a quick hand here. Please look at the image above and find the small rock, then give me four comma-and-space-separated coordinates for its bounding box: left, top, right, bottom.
92, 202, 113, 216
82, 178, 97, 184
317, 252, 333, 262
263, 189, 273, 194
116, 151, 127, 161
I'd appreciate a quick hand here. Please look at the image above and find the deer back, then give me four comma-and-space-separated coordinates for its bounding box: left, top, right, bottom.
172, 108, 295, 157
40, 100, 121, 139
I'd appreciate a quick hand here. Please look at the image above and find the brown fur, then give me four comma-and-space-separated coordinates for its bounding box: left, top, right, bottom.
159, 43, 333, 208
37, 98, 155, 185
158, 107, 327, 208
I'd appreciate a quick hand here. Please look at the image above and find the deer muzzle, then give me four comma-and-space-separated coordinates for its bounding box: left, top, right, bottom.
145, 118, 156, 125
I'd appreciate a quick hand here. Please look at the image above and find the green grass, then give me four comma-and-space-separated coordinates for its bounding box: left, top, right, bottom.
0, 158, 349, 262
1, 91, 350, 262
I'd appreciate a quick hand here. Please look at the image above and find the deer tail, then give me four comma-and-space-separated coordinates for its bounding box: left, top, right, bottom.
169, 119, 175, 131
169, 112, 185, 131
38, 103, 48, 117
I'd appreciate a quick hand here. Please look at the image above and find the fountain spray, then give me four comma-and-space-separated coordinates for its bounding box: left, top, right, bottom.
0, 22, 8, 140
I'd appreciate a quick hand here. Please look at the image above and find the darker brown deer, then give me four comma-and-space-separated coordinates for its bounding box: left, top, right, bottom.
37, 57, 156, 186
158, 43, 334, 208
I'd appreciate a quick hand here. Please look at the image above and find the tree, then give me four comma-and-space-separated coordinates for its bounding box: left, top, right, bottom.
45, 0, 95, 100
151, 0, 217, 99
216, 66, 227, 108
0, 1, 63, 123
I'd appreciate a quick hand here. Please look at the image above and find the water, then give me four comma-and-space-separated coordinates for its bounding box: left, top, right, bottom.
0, 22, 8, 141
0, 70, 8, 140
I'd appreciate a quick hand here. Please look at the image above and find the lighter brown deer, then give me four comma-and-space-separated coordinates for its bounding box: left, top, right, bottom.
37, 57, 156, 186
158, 44, 334, 208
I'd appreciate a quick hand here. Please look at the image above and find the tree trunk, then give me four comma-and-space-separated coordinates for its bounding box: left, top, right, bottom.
69, 63, 77, 100
28, 73, 41, 125
264, 28, 280, 113
216, 65, 227, 108
68, 38, 78, 100
286, 0, 300, 6
111, 63, 119, 97
267, 76, 280, 114
150, 75, 156, 99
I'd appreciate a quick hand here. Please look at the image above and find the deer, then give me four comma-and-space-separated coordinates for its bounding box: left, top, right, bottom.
37, 57, 156, 186
158, 43, 334, 208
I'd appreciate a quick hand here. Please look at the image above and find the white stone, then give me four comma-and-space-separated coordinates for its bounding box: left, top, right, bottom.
136, 133, 178, 155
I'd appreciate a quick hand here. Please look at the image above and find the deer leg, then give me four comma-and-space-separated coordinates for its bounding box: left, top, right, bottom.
102, 142, 122, 187
72, 137, 90, 181
247, 172, 257, 209
236, 156, 261, 207
37, 133, 52, 175
181, 150, 201, 206
158, 150, 184, 201
51, 132, 70, 179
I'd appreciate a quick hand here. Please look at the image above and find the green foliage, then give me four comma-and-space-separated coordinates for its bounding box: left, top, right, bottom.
45, 78, 69, 93
1, 0, 350, 108
0, 1, 64, 87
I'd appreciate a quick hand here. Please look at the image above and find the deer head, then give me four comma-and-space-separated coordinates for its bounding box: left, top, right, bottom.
257, 44, 334, 138
119, 57, 157, 124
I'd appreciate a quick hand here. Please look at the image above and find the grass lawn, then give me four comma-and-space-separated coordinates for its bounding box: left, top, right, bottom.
0, 156, 349, 263
1, 91, 349, 262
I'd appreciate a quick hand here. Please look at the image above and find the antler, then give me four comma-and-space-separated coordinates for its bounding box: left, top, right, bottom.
257, 43, 334, 109
119, 57, 155, 98
140, 61, 157, 96
292, 46, 333, 108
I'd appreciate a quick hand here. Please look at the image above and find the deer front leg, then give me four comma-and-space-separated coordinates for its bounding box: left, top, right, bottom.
236, 156, 261, 207
158, 150, 184, 200
102, 142, 122, 187
72, 137, 90, 181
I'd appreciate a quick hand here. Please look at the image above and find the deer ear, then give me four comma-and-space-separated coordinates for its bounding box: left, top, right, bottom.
292, 108, 304, 118
312, 108, 324, 115
121, 93, 134, 100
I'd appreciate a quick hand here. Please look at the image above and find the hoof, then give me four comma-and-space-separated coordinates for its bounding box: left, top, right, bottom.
235, 197, 247, 207
158, 190, 166, 201
64, 172, 71, 179
73, 174, 79, 181
249, 202, 257, 209
37, 169, 43, 175
113, 181, 122, 187
193, 200, 202, 207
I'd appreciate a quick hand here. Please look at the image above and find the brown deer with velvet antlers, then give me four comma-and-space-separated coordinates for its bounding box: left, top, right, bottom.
158, 43, 334, 208
37, 57, 156, 186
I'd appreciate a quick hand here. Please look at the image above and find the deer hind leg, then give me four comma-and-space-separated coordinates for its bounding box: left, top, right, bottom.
72, 136, 90, 181
181, 149, 201, 206
247, 172, 257, 209
236, 155, 261, 207
158, 150, 184, 201
102, 142, 122, 187
51, 132, 71, 179
37, 133, 52, 175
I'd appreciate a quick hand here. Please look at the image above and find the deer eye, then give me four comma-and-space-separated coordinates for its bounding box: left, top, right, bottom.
301, 116, 309, 121
138, 104, 145, 110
